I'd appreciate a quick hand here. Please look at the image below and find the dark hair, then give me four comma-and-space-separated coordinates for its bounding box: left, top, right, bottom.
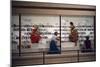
54, 32, 58, 35
86, 36, 89, 40
70, 22, 73, 25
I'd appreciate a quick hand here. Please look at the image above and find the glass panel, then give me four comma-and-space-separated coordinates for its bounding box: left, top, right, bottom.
21, 15, 60, 53
61, 16, 95, 52
11, 15, 19, 54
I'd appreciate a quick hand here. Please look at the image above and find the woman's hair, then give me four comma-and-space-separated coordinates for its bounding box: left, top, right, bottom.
70, 22, 73, 25
54, 32, 58, 35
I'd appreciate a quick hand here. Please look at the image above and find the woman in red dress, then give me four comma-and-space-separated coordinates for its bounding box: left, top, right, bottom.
30, 25, 41, 43
69, 22, 78, 46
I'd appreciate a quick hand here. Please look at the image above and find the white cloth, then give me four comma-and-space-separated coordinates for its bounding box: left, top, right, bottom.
51, 35, 58, 42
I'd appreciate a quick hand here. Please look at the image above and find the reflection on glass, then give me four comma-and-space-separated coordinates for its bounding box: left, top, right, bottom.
61, 16, 94, 51
21, 15, 60, 53
11, 15, 19, 53
12, 15, 95, 65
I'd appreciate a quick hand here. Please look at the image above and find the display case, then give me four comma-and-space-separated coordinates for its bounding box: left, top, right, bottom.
11, 1, 96, 66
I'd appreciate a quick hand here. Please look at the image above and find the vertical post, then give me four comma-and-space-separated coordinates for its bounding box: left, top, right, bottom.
59, 15, 61, 53
43, 52, 45, 64
94, 16, 96, 60
94, 16, 96, 51
77, 50, 79, 62
19, 14, 21, 56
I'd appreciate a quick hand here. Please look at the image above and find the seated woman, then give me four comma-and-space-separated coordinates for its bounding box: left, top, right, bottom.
30, 25, 41, 43
84, 36, 92, 52
48, 32, 60, 54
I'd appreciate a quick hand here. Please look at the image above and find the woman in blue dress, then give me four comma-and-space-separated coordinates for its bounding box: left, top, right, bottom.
48, 32, 60, 54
